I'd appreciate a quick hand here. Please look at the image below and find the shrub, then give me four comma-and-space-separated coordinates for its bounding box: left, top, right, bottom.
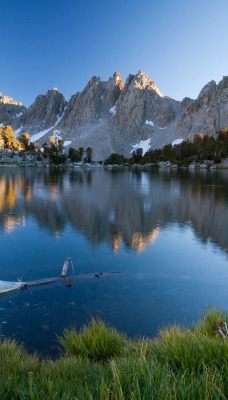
59, 318, 126, 362
104, 153, 126, 165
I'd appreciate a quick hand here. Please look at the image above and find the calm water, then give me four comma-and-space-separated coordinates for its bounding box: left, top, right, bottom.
0, 167, 228, 357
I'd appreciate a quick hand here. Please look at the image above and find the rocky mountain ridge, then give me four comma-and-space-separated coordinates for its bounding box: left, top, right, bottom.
0, 92, 23, 106
0, 92, 26, 126
1, 71, 227, 160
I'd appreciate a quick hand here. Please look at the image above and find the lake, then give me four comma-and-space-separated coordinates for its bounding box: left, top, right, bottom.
0, 166, 228, 357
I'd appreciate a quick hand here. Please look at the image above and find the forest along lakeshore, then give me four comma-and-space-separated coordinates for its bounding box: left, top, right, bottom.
0, 166, 228, 399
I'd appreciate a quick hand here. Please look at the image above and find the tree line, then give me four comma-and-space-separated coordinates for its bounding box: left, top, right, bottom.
104, 128, 228, 166
0, 125, 32, 151
0, 125, 93, 164
1, 125, 228, 165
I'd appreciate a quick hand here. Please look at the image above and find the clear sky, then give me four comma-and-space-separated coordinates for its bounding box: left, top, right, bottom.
1, 0, 228, 107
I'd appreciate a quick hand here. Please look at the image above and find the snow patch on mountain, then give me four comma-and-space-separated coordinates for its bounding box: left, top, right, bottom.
172, 138, 184, 146
145, 120, 166, 130
53, 130, 62, 140
131, 138, 151, 156
30, 127, 54, 143
12, 112, 23, 119
30, 108, 66, 143
52, 130, 71, 146
14, 125, 23, 136
64, 140, 71, 147
56, 109, 66, 125
109, 105, 116, 116
145, 120, 154, 126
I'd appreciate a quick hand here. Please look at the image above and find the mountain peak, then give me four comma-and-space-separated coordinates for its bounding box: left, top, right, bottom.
46, 88, 63, 97
0, 92, 23, 106
133, 70, 163, 97
198, 80, 216, 97
112, 72, 123, 90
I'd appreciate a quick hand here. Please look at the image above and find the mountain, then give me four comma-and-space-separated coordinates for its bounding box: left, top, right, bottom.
1, 71, 227, 160
0, 92, 26, 126
11, 88, 67, 139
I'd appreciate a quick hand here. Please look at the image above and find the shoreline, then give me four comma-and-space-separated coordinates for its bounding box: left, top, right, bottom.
1, 148, 228, 169
1, 308, 228, 399
0, 161, 228, 169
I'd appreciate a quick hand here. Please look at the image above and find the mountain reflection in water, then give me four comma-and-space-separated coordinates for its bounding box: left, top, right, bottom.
0, 167, 227, 255
0, 167, 228, 357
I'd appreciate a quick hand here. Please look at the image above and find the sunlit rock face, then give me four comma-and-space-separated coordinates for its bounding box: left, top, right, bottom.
0, 94, 23, 106
58, 72, 227, 159
54, 70, 189, 158
111, 70, 184, 145
0, 72, 227, 159
0, 93, 26, 125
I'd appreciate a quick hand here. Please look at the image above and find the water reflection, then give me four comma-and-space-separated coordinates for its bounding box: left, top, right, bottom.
0, 167, 228, 357
0, 167, 227, 255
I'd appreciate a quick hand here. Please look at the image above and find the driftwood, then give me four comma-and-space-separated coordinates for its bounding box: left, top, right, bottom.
0, 257, 120, 295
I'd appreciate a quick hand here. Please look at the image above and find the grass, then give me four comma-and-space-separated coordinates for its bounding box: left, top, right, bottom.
1, 307, 228, 399
59, 318, 126, 362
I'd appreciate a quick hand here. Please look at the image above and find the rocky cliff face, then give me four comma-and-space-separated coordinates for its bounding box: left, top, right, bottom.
16, 89, 67, 137
0, 93, 26, 126
57, 72, 122, 133
52, 70, 188, 157
52, 72, 128, 160
1, 71, 227, 159
172, 77, 228, 140
112, 70, 184, 144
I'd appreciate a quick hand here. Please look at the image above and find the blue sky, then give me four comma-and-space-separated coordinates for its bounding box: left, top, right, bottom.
1, 0, 228, 107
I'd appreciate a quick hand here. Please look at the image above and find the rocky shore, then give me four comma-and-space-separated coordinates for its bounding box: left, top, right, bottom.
0, 148, 47, 167
1, 149, 228, 169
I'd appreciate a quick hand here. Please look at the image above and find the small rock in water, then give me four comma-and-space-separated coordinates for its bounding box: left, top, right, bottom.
95, 272, 103, 278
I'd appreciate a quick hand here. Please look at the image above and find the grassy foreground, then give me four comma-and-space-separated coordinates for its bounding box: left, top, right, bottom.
1, 308, 228, 399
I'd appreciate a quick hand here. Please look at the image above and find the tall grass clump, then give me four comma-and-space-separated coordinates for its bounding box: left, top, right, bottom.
193, 305, 228, 336
147, 307, 228, 375
0, 339, 39, 400
2, 308, 228, 399
59, 318, 126, 362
